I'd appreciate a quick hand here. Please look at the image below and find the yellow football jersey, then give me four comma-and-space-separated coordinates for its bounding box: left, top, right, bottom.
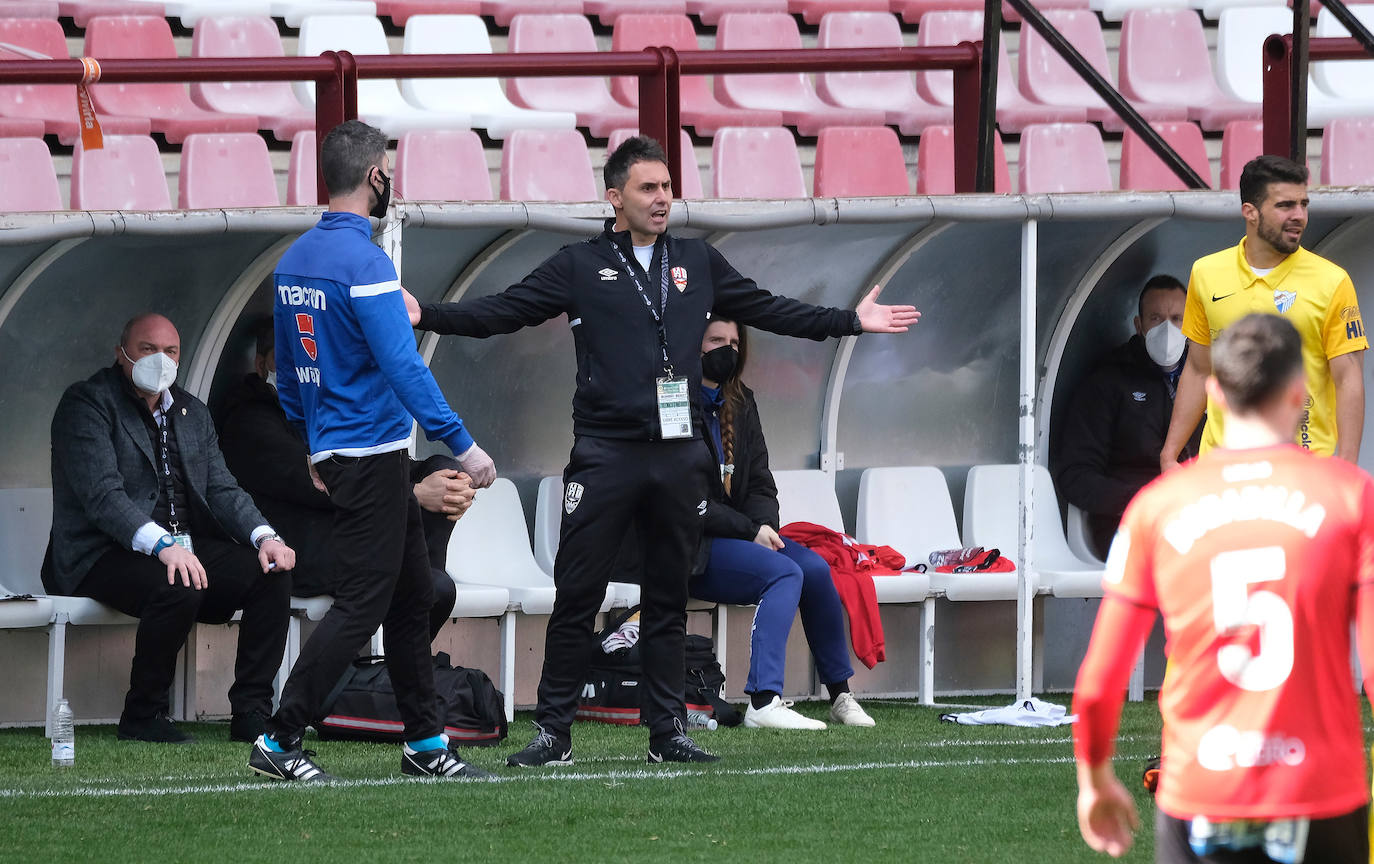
1183, 237, 1367, 456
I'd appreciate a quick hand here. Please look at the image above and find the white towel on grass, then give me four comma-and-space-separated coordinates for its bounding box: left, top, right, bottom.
939, 698, 1077, 727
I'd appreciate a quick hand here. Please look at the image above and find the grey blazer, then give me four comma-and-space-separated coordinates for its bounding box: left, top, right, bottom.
42, 365, 268, 595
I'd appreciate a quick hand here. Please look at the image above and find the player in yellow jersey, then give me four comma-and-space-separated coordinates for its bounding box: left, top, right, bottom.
1160, 155, 1366, 471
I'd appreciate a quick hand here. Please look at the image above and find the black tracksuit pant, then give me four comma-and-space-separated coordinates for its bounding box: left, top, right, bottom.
536, 435, 713, 742
268, 450, 440, 744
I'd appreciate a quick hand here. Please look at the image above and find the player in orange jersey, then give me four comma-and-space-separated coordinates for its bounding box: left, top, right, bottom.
1073, 313, 1374, 862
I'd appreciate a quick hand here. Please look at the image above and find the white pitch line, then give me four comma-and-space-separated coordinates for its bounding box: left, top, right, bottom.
0, 751, 1154, 800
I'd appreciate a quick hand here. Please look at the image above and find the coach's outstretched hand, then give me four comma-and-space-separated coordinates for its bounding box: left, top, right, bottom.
856, 284, 920, 334
1076, 763, 1138, 858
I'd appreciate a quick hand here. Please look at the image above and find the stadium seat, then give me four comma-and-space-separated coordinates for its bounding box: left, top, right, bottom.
1196, 0, 1283, 19
813, 126, 910, 196
178, 132, 279, 208
963, 465, 1104, 598
401, 14, 576, 139
0, 2, 59, 16
395, 129, 494, 200
1064, 503, 1103, 564
0, 138, 63, 211
914, 124, 1010, 194
0, 17, 152, 145
1089, 0, 1188, 21
1310, 5, 1374, 124
533, 476, 639, 607
814, 12, 951, 135
1119, 120, 1213, 191
1118, 9, 1260, 131
70, 134, 172, 210
1321, 118, 1374, 186
506, 14, 638, 138
606, 128, 704, 198
687, 0, 787, 25
58, 0, 161, 26
190, 16, 314, 142
714, 13, 887, 136
915, 11, 1087, 133
1018, 9, 1188, 132
1219, 119, 1262, 189
500, 128, 598, 201
1017, 122, 1110, 193
891, 0, 982, 24
788, 0, 890, 25
1214, 6, 1356, 125
126, 0, 273, 29
83, 15, 260, 144
481, 0, 582, 26
294, 14, 473, 138
376, 0, 480, 23
610, 14, 783, 136
269, 1, 378, 27
0, 118, 47, 138
584, 0, 687, 25
286, 129, 318, 205
711, 126, 806, 198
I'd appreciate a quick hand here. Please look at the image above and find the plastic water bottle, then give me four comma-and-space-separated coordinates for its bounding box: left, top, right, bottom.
686, 709, 718, 731
51, 699, 74, 767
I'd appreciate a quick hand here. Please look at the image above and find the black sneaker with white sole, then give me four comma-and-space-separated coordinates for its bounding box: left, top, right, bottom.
647, 728, 720, 764
402, 746, 495, 779
505, 724, 573, 768
248, 735, 335, 782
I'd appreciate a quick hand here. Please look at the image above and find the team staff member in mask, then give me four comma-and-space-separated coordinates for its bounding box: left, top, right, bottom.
406, 135, 919, 768
1054, 276, 1202, 559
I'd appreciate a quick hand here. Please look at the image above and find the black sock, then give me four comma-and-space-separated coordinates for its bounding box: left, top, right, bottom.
750, 690, 780, 710
825, 680, 851, 704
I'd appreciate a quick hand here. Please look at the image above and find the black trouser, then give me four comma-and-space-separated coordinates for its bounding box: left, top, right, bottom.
536, 435, 713, 742
1155, 805, 1369, 864
287, 454, 459, 641
268, 450, 440, 743
77, 536, 290, 721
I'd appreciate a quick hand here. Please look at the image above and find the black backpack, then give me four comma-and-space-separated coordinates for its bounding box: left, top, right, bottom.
315, 653, 508, 746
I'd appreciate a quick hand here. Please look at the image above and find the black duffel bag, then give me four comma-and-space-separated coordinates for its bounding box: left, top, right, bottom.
315, 652, 507, 746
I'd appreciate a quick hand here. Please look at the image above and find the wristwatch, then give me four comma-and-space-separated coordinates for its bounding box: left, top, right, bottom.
254, 533, 282, 551
151, 534, 176, 556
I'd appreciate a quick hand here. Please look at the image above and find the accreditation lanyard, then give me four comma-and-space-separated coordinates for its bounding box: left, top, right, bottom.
156, 411, 193, 551
607, 239, 691, 439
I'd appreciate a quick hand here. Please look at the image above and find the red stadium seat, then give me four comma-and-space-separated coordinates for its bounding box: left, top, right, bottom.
610, 14, 782, 136
500, 128, 599, 201
84, 15, 260, 144
1017, 122, 1111, 193
606, 128, 705, 199
1119, 120, 1213, 191
715, 13, 886, 135
0, 138, 63, 211
0, 118, 48, 137
375, 1, 482, 25
585, 0, 686, 25
178, 132, 279, 209
0, 17, 152, 144
70, 134, 172, 210
396, 129, 494, 200
816, 11, 950, 135
1321, 118, 1374, 186
813, 126, 909, 196
59, 1, 163, 26
1219, 119, 1261, 190
286, 129, 318, 206
506, 14, 638, 138
482, 0, 582, 26
789, 0, 890, 25
915, 11, 1086, 133
914, 124, 1010, 195
191, 16, 313, 142
711, 126, 806, 198
2, 2, 59, 16
1118, 9, 1259, 132
1019, 9, 1187, 132
687, 0, 787, 25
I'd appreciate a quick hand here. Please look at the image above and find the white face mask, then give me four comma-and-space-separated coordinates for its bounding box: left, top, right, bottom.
264, 371, 277, 389
1144, 320, 1186, 369
121, 345, 178, 394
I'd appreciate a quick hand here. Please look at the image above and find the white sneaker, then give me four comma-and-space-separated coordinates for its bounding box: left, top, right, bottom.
828, 692, 876, 727
743, 696, 827, 730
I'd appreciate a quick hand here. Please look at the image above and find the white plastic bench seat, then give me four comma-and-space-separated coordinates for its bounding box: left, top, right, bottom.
0, 589, 54, 629
534, 475, 639, 608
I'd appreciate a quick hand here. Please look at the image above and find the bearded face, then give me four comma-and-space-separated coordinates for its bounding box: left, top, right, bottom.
1249, 181, 1308, 258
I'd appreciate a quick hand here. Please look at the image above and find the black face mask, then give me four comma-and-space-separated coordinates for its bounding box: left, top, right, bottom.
701, 345, 738, 384
369, 168, 391, 220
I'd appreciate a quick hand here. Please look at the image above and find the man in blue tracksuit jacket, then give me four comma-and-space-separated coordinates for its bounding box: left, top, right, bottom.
248, 120, 494, 783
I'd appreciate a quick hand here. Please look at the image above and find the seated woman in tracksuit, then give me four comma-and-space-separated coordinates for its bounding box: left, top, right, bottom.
691, 316, 876, 730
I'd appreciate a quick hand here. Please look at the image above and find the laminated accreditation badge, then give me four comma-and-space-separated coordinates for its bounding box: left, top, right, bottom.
656, 376, 691, 439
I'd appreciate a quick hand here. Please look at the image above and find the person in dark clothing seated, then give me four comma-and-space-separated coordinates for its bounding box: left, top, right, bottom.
1053, 274, 1202, 559
219, 319, 475, 640
690, 316, 875, 730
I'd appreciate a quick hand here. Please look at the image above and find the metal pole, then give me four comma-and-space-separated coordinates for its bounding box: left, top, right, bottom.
952, 42, 984, 194
637, 47, 672, 185
314, 51, 348, 206
1017, 218, 1038, 703
976, 0, 1002, 193
663, 47, 682, 195
1263, 35, 1294, 157
1291, 0, 1310, 162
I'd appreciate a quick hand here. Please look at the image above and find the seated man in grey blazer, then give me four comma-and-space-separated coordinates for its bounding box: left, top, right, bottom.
43, 313, 296, 744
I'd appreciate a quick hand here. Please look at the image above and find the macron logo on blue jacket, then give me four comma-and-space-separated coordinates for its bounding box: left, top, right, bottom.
272, 211, 474, 463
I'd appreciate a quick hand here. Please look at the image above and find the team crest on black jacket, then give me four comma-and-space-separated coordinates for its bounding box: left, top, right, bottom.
565, 481, 584, 514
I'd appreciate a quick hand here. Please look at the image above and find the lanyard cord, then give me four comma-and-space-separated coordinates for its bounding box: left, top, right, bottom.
608, 238, 674, 376
157, 412, 179, 533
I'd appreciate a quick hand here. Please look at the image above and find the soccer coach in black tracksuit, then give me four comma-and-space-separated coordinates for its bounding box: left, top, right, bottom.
407, 136, 920, 767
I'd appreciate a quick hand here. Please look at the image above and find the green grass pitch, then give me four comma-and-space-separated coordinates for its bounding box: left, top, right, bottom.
1, 699, 1171, 863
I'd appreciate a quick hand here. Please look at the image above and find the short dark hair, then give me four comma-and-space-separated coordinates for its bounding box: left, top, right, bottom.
604, 135, 668, 191
1238, 155, 1309, 209
252, 316, 274, 358
320, 119, 387, 197
1137, 274, 1185, 320
1211, 313, 1303, 412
